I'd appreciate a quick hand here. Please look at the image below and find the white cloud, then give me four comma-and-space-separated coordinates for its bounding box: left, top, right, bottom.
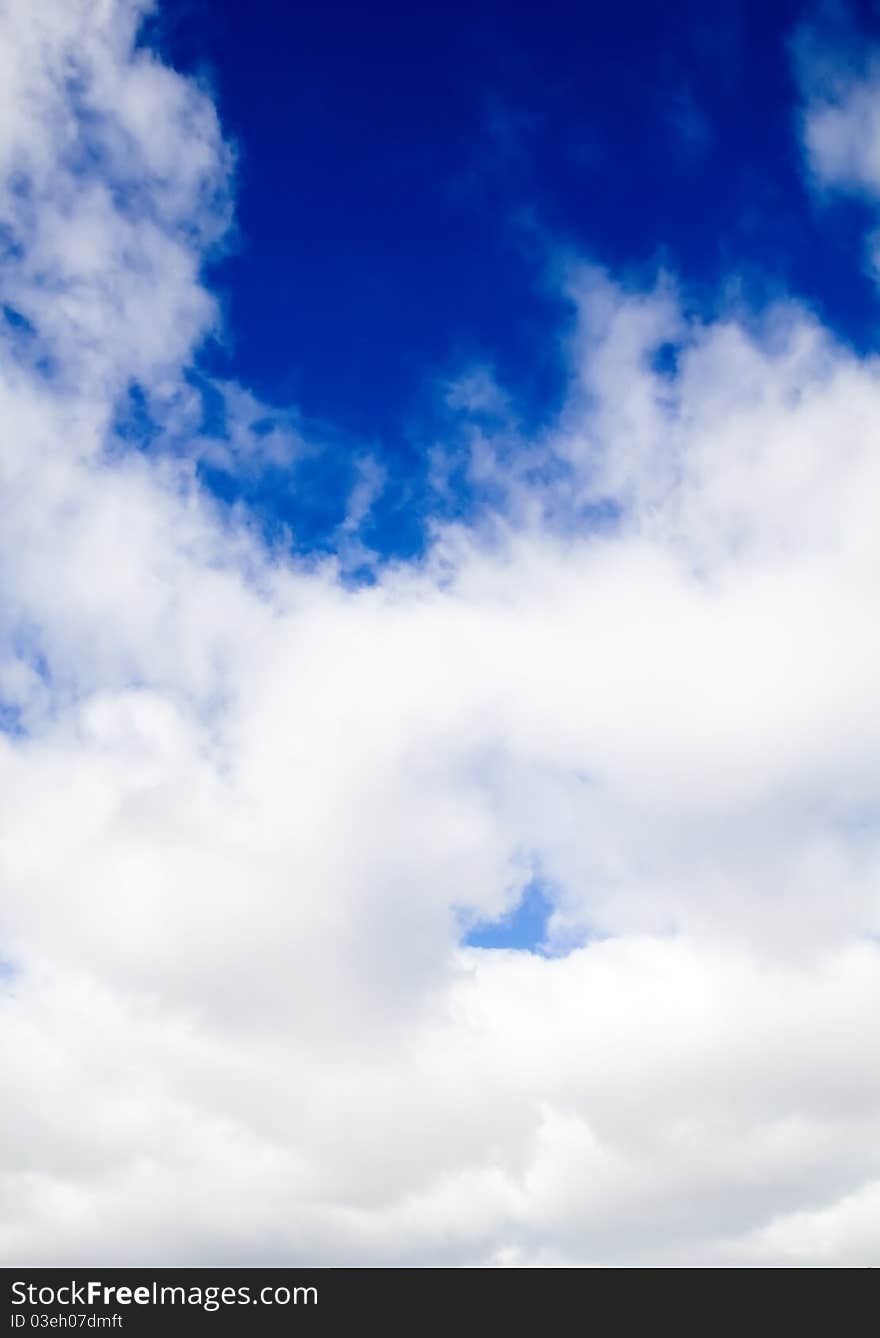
797, 13, 880, 276
1, 0, 879, 1266
797, 16, 880, 198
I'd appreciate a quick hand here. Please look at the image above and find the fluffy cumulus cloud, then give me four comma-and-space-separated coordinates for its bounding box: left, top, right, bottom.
1, 0, 880, 1267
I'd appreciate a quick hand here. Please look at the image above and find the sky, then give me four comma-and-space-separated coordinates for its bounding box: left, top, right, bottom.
149, 0, 880, 556
2, 0, 880, 1266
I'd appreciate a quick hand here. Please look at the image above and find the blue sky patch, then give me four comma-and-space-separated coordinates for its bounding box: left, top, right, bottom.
132, 0, 880, 564
465, 881, 565, 954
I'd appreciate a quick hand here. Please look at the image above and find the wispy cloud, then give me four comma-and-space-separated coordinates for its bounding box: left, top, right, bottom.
796, 9, 880, 276
668, 86, 712, 157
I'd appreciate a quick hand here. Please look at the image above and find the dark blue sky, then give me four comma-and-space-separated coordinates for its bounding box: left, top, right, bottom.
148, 0, 880, 554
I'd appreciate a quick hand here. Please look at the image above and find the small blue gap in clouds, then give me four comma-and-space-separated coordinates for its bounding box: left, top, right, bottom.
2, 304, 35, 335
465, 880, 555, 954
0, 701, 25, 738
111, 382, 159, 452
650, 340, 681, 378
